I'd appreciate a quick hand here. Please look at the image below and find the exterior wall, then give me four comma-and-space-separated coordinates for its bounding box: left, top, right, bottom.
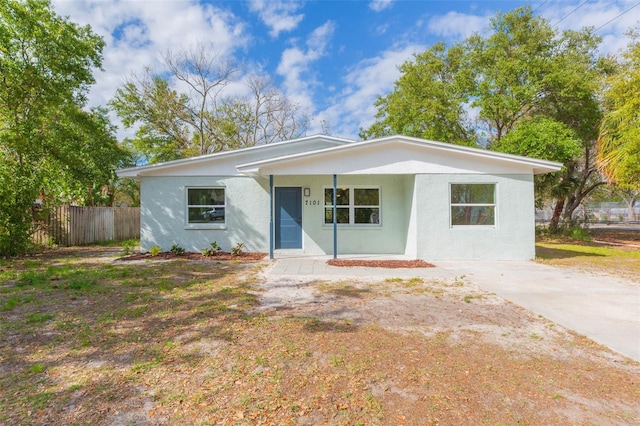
139, 172, 535, 260
140, 176, 270, 253
273, 175, 414, 255
413, 173, 535, 261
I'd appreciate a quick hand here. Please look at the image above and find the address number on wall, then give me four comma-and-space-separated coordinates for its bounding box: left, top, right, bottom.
305, 200, 321, 206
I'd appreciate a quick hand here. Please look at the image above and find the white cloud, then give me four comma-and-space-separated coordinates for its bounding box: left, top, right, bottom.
314, 44, 424, 139
277, 21, 336, 113
426, 2, 635, 56
369, 0, 393, 12
540, 0, 638, 55
249, 0, 304, 38
51, 0, 249, 139
427, 11, 488, 40
375, 23, 390, 35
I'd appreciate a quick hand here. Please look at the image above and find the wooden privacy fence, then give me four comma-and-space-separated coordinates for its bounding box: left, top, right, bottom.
32, 206, 140, 246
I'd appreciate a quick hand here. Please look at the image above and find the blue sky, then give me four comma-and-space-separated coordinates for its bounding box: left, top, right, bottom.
52, 0, 639, 140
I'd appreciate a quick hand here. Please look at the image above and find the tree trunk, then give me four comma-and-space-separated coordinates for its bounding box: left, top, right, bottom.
549, 198, 565, 233
627, 194, 638, 223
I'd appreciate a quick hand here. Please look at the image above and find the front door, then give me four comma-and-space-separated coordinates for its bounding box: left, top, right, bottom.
275, 187, 302, 249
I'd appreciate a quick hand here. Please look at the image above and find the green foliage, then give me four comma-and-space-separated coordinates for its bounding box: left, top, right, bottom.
170, 244, 185, 256
563, 226, 592, 242
361, 42, 476, 146
536, 224, 592, 242
493, 117, 583, 205
2, 295, 34, 311
598, 34, 640, 190
30, 363, 46, 374
121, 240, 137, 256
363, 6, 609, 232
0, 0, 130, 256
231, 242, 245, 256
492, 118, 582, 161
67, 278, 97, 291
16, 271, 48, 287
202, 241, 222, 257
26, 313, 54, 324
149, 245, 162, 257
112, 178, 141, 207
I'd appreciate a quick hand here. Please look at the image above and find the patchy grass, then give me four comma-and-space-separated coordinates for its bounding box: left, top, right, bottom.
536, 241, 640, 281
0, 245, 638, 425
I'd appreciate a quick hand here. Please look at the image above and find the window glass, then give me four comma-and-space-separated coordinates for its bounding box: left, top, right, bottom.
451, 206, 494, 225
324, 188, 350, 206
324, 207, 350, 224
324, 187, 380, 225
355, 207, 380, 224
451, 184, 494, 204
187, 188, 225, 224
450, 184, 495, 226
354, 188, 379, 205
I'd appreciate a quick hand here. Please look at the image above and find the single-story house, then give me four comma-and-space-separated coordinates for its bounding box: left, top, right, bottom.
117, 135, 562, 261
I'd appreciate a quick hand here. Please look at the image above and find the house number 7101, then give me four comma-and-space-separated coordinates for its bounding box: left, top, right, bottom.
305, 200, 320, 206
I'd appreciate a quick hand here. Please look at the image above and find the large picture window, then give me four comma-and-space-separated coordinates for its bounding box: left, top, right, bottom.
187, 187, 225, 224
450, 183, 495, 226
324, 187, 380, 225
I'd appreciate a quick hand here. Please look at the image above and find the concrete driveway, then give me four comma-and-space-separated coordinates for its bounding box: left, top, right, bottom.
265, 257, 640, 362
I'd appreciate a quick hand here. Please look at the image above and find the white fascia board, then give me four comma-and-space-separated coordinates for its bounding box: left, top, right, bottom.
236, 135, 563, 176
375, 136, 563, 174
115, 134, 354, 178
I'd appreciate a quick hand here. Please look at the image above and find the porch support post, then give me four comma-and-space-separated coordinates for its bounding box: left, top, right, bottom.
269, 174, 274, 259
333, 174, 337, 259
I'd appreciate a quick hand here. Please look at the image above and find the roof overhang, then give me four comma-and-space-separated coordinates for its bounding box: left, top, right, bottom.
236, 135, 563, 177
116, 134, 355, 178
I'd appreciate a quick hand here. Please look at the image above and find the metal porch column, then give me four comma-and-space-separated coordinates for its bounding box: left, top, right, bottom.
333, 174, 337, 259
269, 175, 274, 259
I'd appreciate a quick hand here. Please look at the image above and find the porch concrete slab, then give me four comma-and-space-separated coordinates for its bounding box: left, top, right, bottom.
263, 257, 640, 362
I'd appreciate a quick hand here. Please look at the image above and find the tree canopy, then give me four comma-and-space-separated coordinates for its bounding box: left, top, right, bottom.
597, 33, 640, 190
363, 6, 610, 231
0, 0, 130, 255
111, 43, 309, 164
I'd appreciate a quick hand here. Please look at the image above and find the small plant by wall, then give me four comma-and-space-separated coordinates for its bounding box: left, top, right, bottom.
202, 242, 222, 257
231, 242, 245, 256
170, 244, 185, 256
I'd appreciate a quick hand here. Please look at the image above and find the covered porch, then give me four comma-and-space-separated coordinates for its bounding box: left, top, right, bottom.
261, 173, 417, 260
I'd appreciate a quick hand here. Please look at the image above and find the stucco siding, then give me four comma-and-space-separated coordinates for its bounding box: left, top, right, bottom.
273, 175, 413, 255
139, 172, 535, 260
140, 176, 270, 253
413, 174, 535, 261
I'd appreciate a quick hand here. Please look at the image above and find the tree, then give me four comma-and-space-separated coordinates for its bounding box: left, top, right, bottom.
597, 33, 640, 191
492, 117, 584, 231
360, 42, 476, 145
364, 6, 608, 231
111, 43, 309, 163
0, 0, 129, 255
466, 10, 607, 230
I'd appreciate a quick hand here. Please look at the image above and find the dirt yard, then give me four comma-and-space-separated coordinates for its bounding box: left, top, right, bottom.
0, 231, 639, 425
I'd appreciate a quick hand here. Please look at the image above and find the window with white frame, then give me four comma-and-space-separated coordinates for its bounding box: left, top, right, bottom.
324, 187, 380, 225
187, 187, 226, 224
450, 183, 496, 226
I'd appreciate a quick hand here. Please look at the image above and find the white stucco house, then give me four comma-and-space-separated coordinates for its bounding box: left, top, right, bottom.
117, 134, 562, 261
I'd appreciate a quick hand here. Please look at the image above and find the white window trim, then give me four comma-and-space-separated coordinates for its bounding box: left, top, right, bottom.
449, 183, 497, 228
185, 186, 227, 230
323, 185, 382, 227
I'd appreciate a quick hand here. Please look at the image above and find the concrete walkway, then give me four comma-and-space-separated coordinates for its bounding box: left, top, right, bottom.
263, 256, 640, 362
